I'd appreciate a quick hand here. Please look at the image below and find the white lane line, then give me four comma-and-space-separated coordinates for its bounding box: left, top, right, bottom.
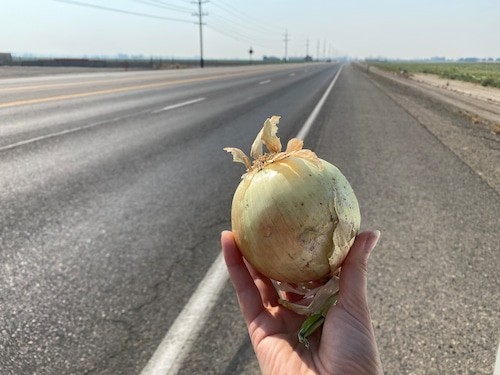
0, 110, 150, 152
289, 73, 296, 77
259, 80, 271, 85
152, 97, 205, 113
0, 97, 206, 152
140, 64, 345, 375
295, 64, 343, 141
140, 252, 228, 375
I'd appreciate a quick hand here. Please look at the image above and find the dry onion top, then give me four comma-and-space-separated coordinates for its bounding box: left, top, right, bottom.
225, 115, 323, 174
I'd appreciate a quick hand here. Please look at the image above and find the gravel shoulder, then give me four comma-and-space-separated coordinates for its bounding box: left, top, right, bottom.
357, 63, 500, 195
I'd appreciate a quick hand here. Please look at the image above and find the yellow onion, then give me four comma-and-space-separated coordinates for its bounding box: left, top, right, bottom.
225, 116, 361, 347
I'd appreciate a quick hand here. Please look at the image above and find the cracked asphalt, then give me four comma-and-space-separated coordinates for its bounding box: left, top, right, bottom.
1, 62, 498, 374
0, 63, 342, 374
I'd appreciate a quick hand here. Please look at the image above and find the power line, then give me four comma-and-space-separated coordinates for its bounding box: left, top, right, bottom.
211, 0, 284, 33
208, 11, 282, 39
52, 0, 193, 23
51, 0, 292, 59
128, 0, 193, 13
206, 1, 285, 56
147, 0, 193, 11
206, 24, 282, 51
208, 13, 281, 44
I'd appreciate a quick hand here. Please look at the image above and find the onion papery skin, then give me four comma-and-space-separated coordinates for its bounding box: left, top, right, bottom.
231, 156, 360, 284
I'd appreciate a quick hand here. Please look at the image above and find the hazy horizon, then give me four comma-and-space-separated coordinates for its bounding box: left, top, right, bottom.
2, 0, 499, 61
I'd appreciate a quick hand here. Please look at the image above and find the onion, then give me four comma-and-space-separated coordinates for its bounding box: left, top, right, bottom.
225, 116, 361, 347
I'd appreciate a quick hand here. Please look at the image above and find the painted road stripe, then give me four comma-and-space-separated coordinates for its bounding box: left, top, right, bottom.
0, 70, 268, 109
140, 252, 228, 375
0, 110, 151, 152
295, 65, 343, 141
0, 63, 306, 93
152, 97, 205, 113
0, 75, 167, 93
0, 97, 205, 151
259, 79, 271, 85
140, 64, 344, 375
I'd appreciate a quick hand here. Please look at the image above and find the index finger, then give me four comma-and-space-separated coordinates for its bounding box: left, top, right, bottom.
221, 231, 267, 325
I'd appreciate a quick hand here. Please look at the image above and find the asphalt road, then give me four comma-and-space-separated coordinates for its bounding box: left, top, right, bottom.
0, 63, 498, 374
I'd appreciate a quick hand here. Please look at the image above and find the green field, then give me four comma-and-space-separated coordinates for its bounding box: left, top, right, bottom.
371, 62, 500, 89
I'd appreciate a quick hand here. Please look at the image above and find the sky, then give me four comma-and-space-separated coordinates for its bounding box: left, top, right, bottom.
1, 0, 499, 61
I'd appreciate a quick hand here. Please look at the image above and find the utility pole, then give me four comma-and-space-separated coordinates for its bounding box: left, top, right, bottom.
316, 40, 320, 62
283, 29, 290, 61
193, 0, 207, 68
305, 37, 309, 60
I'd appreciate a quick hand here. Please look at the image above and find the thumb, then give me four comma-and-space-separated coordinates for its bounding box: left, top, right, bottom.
337, 230, 380, 310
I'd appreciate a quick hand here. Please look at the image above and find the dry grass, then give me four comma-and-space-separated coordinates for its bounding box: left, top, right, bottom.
459, 109, 500, 134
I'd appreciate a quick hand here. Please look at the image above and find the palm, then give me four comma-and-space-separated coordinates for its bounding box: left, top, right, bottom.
252, 305, 328, 373
222, 230, 383, 375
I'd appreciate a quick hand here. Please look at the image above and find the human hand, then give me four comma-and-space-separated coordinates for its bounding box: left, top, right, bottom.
222, 230, 383, 375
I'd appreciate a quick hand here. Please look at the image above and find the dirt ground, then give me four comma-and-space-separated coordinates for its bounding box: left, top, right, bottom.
359, 63, 500, 196
367, 64, 500, 135
411, 72, 500, 106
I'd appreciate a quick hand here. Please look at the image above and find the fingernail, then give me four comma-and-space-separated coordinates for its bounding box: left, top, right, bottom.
365, 230, 381, 255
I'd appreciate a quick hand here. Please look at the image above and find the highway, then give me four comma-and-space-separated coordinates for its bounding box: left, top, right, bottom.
0, 63, 498, 374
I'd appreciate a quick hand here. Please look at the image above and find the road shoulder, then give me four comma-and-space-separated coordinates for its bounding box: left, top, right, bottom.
356, 63, 500, 195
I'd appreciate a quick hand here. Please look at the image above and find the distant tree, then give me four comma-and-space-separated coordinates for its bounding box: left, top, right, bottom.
459, 57, 479, 62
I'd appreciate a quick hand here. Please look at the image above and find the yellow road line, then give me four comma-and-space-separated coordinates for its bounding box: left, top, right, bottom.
0, 75, 165, 92
0, 70, 253, 109
0, 64, 298, 93
0, 70, 240, 92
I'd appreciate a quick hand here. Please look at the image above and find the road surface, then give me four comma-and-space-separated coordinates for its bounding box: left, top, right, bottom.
0, 63, 498, 374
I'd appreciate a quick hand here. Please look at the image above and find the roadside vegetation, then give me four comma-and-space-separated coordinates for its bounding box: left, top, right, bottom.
371, 62, 500, 88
